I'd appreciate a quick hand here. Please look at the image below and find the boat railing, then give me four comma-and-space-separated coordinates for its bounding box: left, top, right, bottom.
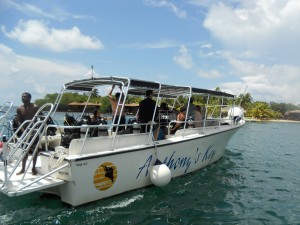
1, 103, 55, 187
165, 106, 239, 137
43, 107, 241, 155
52, 123, 110, 152
0, 101, 14, 137
0, 101, 13, 119
204, 104, 238, 126
166, 120, 199, 136
53, 120, 161, 154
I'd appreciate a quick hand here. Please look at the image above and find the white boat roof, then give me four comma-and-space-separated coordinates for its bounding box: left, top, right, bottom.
63, 76, 234, 98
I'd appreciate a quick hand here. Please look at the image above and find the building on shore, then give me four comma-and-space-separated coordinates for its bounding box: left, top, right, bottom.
125, 103, 139, 115
284, 110, 300, 121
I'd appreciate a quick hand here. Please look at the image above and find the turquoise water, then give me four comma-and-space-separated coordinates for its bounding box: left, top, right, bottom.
1, 122, 300, 224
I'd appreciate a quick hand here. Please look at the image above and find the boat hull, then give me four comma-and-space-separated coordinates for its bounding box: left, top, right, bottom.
43, 125, 241, 206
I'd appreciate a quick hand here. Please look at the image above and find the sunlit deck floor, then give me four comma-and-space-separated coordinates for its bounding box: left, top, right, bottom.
0, 157, 65, 197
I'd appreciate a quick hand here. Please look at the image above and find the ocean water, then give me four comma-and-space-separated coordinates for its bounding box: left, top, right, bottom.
1, 121, 300, 224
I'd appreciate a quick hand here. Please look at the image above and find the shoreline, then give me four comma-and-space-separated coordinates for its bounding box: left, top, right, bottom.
245, 118, 300, 123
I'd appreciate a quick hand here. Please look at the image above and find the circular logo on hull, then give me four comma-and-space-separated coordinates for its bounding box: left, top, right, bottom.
93, 162, 118, 191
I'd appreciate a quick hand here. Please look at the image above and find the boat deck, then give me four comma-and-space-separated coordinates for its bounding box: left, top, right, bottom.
0, 158, 65, 197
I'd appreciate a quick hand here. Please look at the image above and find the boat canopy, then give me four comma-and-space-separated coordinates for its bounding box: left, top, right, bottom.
63, 76, 234, 98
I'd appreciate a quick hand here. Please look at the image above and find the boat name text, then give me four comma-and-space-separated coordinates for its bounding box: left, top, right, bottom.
136, 144, 215, 178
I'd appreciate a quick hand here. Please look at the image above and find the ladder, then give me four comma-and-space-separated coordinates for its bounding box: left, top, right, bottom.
110, 82, 129, 148
1, 103, 54, 184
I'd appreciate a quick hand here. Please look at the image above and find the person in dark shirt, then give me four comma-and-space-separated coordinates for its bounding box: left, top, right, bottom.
138, 90, 157, 133
91, 105, 101, 122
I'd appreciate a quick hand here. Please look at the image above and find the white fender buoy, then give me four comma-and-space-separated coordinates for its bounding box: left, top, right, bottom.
150, 161, 171, 187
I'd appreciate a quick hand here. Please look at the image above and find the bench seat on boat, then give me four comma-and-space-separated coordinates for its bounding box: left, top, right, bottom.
68, 133, 150, 155
174, 128, 203, 137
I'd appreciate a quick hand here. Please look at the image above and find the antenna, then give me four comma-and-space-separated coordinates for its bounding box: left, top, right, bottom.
238, 86, 248, 106
243, 86, 248, 96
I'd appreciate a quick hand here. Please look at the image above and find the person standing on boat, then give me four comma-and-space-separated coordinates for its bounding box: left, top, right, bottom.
194, 105, 202, 128
91, 105, 101, 122
108, 84, 126, 132
170, 107, 186, 134
16, 92, 39, 175
138, 90, 157, 133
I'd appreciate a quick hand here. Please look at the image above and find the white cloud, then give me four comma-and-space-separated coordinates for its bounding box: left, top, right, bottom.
173, 45, 194, 69
144, 0, 187, 18
188, 0, 300, 104
187, 0, 236, 8
2, 0, 91, 21
200, 43, 212, 49
173, 45, 222, 79
196, 68, 222, 79
125, 40, 207, 50
2, 20, 103, 52
124, 40, 180, 49
0, 44, 89, 105
220, 57, 300, 104
172, 43, 300, 103
203, 0, 300, 64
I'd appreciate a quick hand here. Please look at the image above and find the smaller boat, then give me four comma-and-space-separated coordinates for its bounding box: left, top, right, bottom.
0, 101, 14, 138
0, 77, 245, 206
0, 101, 14, 161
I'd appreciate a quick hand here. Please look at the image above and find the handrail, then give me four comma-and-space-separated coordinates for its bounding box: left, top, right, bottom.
16, 163, 68, 191
32, 105, 238, 156
0, 101, 14, 137
147, 83, 161, 145
6, 120, 45, 180
0, 101, 13, 119
111, 79, 129, 147
2, 103, 54, 183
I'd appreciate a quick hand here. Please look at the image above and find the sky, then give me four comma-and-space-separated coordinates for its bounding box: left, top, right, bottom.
1, 0, 300, 106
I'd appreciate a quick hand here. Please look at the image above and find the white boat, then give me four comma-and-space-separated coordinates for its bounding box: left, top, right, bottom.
0, 77, 245, 206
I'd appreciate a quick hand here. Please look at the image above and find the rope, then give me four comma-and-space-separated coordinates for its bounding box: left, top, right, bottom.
151, 132, 162, 165
48, 152, 67, 171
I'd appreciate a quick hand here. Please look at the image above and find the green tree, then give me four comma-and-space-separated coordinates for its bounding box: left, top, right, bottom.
248, 101, 281, 119
100, 96, 111, 113
173, 96, 187, 110
270, 102, 300, 116
91, 89, 99, 99
35, 93, 58, 106
34, 88, 300, 119
126, 96, 142, 104
192, 94, 206, 106
236, 93, 253, 110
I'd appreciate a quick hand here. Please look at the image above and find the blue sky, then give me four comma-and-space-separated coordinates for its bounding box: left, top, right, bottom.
1, 0, 300, 105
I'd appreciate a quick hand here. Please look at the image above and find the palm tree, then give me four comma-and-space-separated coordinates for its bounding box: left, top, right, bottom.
91, 89, 99, 99
237, 93, 253, 109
